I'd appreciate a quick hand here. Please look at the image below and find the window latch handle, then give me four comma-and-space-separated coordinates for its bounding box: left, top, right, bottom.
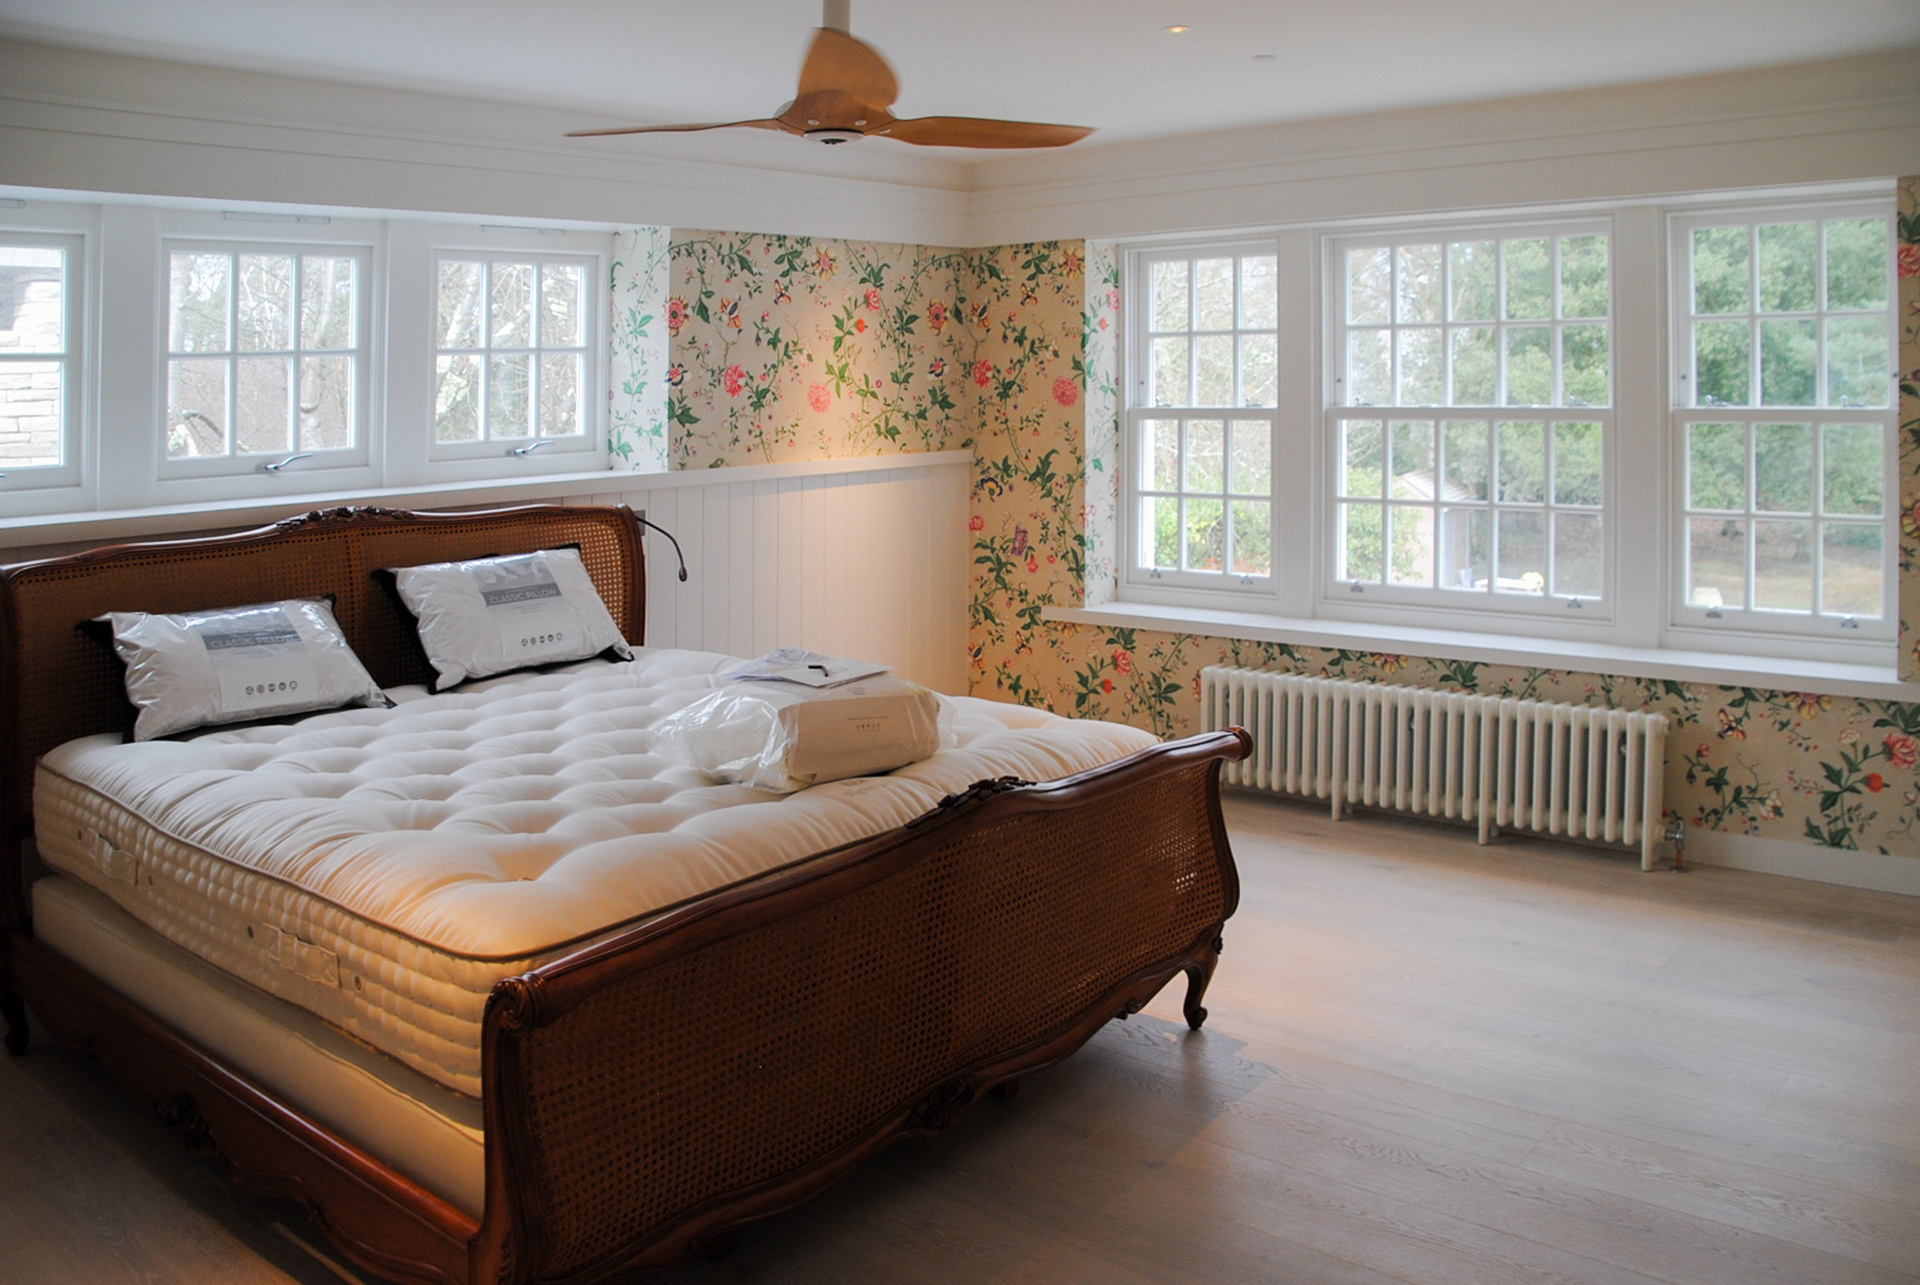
508, 440, 555, 457
258, 452, 313, 474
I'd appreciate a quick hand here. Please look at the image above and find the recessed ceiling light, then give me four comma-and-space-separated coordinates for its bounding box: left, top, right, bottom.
1164, 24, 1190, 34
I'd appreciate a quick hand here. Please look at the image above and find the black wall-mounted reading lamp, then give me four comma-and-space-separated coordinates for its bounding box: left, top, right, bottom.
636, 509, 689, 582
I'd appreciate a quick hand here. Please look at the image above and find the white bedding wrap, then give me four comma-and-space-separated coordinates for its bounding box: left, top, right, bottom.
654, 676, 955, 792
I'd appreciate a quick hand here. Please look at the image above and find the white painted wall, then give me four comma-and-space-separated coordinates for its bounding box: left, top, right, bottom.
3, 38, 1915, 248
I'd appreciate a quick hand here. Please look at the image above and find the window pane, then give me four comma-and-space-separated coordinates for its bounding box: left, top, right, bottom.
1503, 327, 1551, 405
1146, 496, 1179, 569
1347, 247, 1390, 324
1553, 421, 1603, 506
1184, 497, 1224, 571
1230, 501, 1270, 575
1389, 419, 1434, 500
488, 353, 531, 438
1185, 419, 1224, 492
0, 246, 63, 353
540, 264, 582, 348
1240, 256, 1277, 329
170, 252, 230, 353
298, 355, 352, 450
490, 263, 533, 348
166, 359, 228, 457
235, 255, 293, 353
0, 361, 63, 467
1396, 244, 1442, 323
1448, 242, 1496, 322
1759, 319, 1816, 405
1825, 218, 1886, 311
1688, 423, 1746, 510
1388, 504, 1434, 585
1692, 227, 1749, 314
234, 356, 290, 454
1230, 420, 1271, 495
1439, 507, 1488, 590
1826, 316, 1888, 408
1151, 337, 1189, 407
302, 256, 356, 351
1693, 320, 1750, 406
1504, 239, 1551, 320
1822, 523, 1882, 617
1553, 512, 1604, 598
1341, 503, 1383, 582
1194, 334, 1233, 405
1753, 519, 1813, 612
438, 260, 483, 348
1449, 327, 1496, 404
1497, 420, 1545, 503
1754, 423, 1812, 513
1495, 510, 1545, 594
1558, 235, 1609, 318
1823, 424, 1882, 516
1239, 333, 1277, 407
1688, 517, 1746, 609
1396, 327, 1442, 404
435, 354, 481, 442
1442, 419, 1489, 501
1152, 260, 1190, 331
1194, 258, 1234, 331
1561, 325, 1608, 406
539, 352, 582, 436
1342, 420, 1383, 498
1145, 418, 1180, 491
1346, 329, 1389, 405
1757, 223, 1815, 312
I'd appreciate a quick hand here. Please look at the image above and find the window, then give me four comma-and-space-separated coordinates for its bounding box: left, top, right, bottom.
163, 241, 369, 474
0, 234, 81, 490
1328, 223, 1612, 615
1671, 205, 1895, 639
1128, 245, 1278, 591
433, 254, 593, 458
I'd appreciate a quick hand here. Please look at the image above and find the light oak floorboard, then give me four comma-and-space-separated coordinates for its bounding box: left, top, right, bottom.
3, 792, 1917, 1283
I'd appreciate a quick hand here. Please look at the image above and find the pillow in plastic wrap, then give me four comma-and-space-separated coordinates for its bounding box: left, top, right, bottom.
654, 675, 955, 792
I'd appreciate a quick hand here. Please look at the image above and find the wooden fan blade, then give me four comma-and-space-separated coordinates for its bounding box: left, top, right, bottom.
566, 118, 789, 138
881, 116, 1093, 149
797, 27, 899, 110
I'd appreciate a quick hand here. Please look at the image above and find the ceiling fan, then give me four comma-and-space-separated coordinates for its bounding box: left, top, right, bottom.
567, 0, 1093, 149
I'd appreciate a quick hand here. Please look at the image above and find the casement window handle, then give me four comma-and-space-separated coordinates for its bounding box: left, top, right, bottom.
259, 452, 313, 473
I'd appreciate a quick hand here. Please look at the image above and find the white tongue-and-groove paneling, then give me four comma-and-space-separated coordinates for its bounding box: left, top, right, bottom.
560, 456, 971, 695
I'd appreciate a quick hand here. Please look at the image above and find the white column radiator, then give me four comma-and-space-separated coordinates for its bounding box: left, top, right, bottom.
1200, 667, 1669, 870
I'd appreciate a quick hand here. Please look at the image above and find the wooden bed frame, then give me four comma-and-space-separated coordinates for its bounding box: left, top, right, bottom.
0, 502, 1247, 1284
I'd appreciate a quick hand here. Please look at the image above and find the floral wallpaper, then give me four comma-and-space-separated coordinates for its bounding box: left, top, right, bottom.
1900, 175, 1920, 681
669, 218, 1920, 860
665, 231, 973, 468
608, 227, 670, 473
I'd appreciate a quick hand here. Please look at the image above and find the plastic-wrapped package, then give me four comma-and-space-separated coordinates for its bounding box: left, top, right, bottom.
654, 674, 956, 793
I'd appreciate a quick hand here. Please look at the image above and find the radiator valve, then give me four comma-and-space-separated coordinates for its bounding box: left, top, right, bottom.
1662, 817, 1688, 873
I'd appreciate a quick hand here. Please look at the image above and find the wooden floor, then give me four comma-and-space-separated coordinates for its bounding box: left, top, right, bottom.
5, 793, 1920, 1284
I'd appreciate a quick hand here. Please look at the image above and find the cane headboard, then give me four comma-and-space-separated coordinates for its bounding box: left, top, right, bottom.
0, 503, 646, 929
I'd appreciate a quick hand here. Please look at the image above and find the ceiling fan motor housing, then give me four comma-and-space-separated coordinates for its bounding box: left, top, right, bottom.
806, 128, 864, 145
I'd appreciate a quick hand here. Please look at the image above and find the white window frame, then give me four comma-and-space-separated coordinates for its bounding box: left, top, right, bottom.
1321, 217, 1617, 627
426, 232, 606, 473
1665, 201, 1898, 649
0, 225, 86, 500
1123, 240, 1282, 610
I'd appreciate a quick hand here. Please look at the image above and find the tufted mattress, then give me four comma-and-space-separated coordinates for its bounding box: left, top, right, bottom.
34, 648, 1158, 1096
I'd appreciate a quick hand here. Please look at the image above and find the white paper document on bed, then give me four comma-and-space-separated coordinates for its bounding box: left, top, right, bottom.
727, 646, 890, 688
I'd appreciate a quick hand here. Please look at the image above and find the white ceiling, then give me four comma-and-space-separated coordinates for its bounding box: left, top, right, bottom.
2, 0, 1917, 155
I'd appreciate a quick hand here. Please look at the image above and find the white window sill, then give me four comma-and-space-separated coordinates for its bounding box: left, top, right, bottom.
1044, 602, 1920, 702
0, 452, 975, 554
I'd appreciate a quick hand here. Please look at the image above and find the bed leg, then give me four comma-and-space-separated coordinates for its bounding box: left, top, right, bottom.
1182, 934, 1223, 1032
2, 993, 26, 1056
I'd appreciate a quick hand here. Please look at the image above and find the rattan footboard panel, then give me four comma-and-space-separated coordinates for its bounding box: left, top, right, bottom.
477, 738, 1241, 1282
